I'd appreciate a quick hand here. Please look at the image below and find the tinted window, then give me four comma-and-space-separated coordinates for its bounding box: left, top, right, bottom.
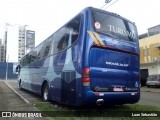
32, 43, 43, 60
51, 14, 81, 54
42, 38, 52, 58
20, 14, 81, 66
92, 11, 138, 42
21, 55, 30, 67
147, 75, 159, 81
56, 27, 69, 52
67, 15, 81, 44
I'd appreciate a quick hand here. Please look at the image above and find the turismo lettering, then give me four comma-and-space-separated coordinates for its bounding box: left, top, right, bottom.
108, 25, 135, 39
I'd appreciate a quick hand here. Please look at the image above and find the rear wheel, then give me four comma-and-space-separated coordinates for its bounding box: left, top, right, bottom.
42, 83, 49, 102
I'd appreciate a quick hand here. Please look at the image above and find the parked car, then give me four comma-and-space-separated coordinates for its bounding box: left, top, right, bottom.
146, 74, 160, 87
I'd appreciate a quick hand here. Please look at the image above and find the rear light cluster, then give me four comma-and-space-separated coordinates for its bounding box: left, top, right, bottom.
82, 68, 90, 86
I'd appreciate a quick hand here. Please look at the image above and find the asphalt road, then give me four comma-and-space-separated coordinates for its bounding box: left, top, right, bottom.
0, 80, 49, 120
5, 80, 160, 109
139, 91, 160, 108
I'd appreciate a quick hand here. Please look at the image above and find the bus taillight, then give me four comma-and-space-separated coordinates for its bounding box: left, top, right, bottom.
82, 68, 90, 86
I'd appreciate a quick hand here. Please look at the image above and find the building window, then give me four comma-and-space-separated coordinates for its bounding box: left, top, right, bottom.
143, 49, 150, 56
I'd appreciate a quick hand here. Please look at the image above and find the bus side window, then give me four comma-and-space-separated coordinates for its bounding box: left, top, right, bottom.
56, 27, 68, 52
21, 56, 28, 66
52, 34, 58, 54
41, 38, 52, 58
43, 45, 50, 58
50, 14, 81, 55
66, 15, 81, 44
29, 51, 37, 63
26, 55, 31, 64
57, 34, 69, 51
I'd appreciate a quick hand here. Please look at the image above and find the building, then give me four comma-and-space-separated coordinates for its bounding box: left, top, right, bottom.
18, 25, 26, 61
139, 25, 160, 79
1, 24, 35, 63
0, 39, 5, 62
6, 25, 18, 63
18, 26, 35, 62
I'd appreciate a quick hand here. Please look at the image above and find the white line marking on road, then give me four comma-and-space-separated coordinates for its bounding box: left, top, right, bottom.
5, 81, 30, 104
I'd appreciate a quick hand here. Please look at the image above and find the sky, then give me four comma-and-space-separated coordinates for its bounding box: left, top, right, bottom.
0, 0, 160, 61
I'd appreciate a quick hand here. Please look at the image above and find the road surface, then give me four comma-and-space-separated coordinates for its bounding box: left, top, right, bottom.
5, 80, 160, 109
0, 80, 50, 120
139, 91, 160, 108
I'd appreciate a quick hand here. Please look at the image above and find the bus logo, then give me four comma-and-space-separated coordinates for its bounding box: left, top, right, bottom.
95, 22, 101, 29
135, 82, 138, 87
106, 61, 128, 67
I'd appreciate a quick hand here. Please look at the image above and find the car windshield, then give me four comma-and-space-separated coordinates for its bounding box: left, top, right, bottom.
92, 11, 138, 42
147, 75, 158, 81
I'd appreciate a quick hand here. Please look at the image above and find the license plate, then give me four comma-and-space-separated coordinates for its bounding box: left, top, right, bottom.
113, 87, 123, 92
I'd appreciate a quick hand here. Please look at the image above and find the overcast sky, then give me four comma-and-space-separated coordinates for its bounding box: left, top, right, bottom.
0, 0, 160, 46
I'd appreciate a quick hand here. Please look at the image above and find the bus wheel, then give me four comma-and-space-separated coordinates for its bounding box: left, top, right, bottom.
19, 80, 23, 90
42, 83, 49, 102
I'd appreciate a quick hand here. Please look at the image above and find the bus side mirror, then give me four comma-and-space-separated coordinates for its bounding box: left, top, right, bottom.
16, 65, 21, 72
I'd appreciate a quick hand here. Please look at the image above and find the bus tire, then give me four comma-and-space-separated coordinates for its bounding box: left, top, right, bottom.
42, 82, 49, 102
19, 80, 23, 90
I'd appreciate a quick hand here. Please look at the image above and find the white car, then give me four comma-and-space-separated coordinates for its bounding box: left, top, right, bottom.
146, 74, 160, 87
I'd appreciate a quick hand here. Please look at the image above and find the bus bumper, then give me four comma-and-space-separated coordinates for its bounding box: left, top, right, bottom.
78, 90, 140, 106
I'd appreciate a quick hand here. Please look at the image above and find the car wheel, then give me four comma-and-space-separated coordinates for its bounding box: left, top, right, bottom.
42, 83, 49, 102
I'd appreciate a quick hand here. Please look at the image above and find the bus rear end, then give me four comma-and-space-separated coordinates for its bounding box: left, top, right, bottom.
81, 7, 140, 106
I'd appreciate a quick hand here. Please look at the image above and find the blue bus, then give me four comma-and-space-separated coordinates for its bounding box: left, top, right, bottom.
18, 7, 140, 106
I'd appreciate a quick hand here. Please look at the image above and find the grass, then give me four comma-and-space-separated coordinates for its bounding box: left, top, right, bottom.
33, 102, 160, 120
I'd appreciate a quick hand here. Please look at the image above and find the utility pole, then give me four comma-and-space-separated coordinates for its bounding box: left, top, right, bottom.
5, 54, 9, 80
5, 23, 12, 80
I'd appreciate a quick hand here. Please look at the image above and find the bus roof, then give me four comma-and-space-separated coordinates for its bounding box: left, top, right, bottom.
86, 7, 135, 25
21, 7, 136, 61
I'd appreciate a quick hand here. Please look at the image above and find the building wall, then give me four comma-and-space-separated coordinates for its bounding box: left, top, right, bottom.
141, 63, 159, 75
18, 26, 26, 62
18, 26, 35, 62
139, 34, 160, 75
0, 39, 5, 62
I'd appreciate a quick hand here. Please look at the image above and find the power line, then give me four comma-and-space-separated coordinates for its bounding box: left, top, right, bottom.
104, 0, 119, 9
100, 0, 112, 9
100, 0, 119, 9
100, 3, 108, 9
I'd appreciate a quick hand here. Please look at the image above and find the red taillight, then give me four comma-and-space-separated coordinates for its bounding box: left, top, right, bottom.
82, 68, 90, 77
82, 68, 90, 86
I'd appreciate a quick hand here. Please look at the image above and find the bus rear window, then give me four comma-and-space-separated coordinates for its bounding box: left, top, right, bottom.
92, 11, 138, 42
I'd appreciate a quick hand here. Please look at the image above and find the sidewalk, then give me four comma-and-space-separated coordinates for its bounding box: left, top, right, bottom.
0, 80, 50, 120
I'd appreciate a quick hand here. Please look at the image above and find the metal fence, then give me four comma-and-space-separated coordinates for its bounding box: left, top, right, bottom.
0, 62, 18, 80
